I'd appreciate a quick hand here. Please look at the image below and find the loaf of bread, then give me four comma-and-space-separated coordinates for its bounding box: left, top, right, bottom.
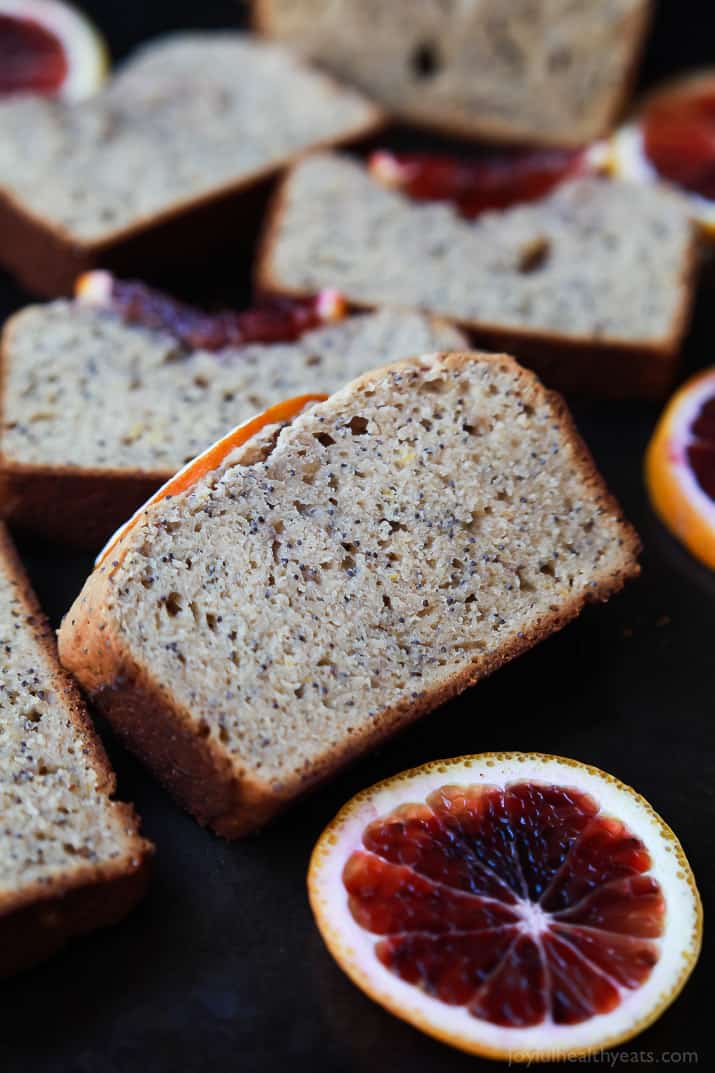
257, 153, 698, 398
0, 33, 383, 296
58, 351, 640, 838
0, 297, 464, 547
0, 525, 151, 978
254, 0, 652, 147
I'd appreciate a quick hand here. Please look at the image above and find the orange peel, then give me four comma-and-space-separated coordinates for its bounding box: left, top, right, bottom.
646, 366, 715, 570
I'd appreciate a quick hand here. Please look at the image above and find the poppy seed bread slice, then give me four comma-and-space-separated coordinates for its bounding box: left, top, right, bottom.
254, 0, 652, 147
0, 32, 383, 296
0, 525, 151, 978
0, 300, 464, 548
58, 351, 639, 838
257, 153, 698, 398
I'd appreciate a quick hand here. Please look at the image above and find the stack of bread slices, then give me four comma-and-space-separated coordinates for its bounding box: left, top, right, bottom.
0, 0, 699, 978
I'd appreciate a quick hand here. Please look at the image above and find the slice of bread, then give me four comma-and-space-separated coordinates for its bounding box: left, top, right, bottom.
0, 300, 464, 547
257, 153, 698, 398
254, 0, 651, 147
58, 351, 640, 838
0, 32, 383, 296
0, 525, 151, 978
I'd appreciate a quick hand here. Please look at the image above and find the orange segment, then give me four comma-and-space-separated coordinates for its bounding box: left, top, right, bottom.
645, 366, 715, 570
309, 753, 701, 1061
97, 393, 327, 569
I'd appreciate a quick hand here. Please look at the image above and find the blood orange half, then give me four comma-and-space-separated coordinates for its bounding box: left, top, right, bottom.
646, 366, 715, 571
309, 753, 701, 1061
0, 0, 107, 100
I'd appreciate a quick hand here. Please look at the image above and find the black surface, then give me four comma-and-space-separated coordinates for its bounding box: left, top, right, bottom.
1, 3, 713, 1071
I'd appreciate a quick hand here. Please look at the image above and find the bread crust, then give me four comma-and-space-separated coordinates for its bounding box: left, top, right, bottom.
0, 462, 169, 550
252, 0, 652, 148
0, 100, 385, 297
58, 352, 641, 838
254, 162, 700, 400
0, 525, 153, 977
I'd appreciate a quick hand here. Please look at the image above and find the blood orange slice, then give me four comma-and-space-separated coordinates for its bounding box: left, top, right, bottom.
368, 149, 586, 219
646, 366, 715, 571
76, 271, 347, 350
309, 754, 701, 1061
610, 70, 715, 235
0, 0, 107, 100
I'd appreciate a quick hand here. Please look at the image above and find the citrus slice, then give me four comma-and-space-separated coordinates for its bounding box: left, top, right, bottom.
610, 70, 715, 235
76, 271, 347, 350
368, 149, 586, 218
646, 366, 715, 570
0, 0, 107, 100
309, 753, 701, 1061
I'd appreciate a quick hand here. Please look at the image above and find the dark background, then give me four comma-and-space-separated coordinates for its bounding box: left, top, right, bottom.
1, 2, 713, 1071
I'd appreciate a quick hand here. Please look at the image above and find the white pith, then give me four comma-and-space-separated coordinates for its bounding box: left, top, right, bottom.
310, 754, 700, 1058
514, 899, 550, 937
612, 122, 715, 227
0, 0, 106, 101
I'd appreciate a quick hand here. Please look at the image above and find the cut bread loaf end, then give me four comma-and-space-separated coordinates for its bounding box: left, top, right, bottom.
0, 525, 151, 978
58, 352, 640, 838
254, 0, 652, 147
0, 33, 384, 296
256, 153, 698, 399
0, 301, 464, 548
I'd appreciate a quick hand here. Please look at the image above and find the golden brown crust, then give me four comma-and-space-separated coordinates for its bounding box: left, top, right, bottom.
0, 106, 385, 297
254, 160, 700, 400
252, 0, 653, 148
56, 549, 267, 837
58, 352, 640, 838
0, 524, 153, 977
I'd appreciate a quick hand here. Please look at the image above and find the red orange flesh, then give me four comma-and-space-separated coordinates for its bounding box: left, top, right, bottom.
0, 12, 67, 93
368, 149, 586, 218
76, 271, 347, 350
0, 1, 107, 101
646, 366, 715, 570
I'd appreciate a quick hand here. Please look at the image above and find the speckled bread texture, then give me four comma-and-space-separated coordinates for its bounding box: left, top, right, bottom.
58, 352, 640, 838
0, 525, 151, 978
254, 0, 651, 147
0, 303, 464, 548
0, 33, 383, 296
256, 153, 698, 399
